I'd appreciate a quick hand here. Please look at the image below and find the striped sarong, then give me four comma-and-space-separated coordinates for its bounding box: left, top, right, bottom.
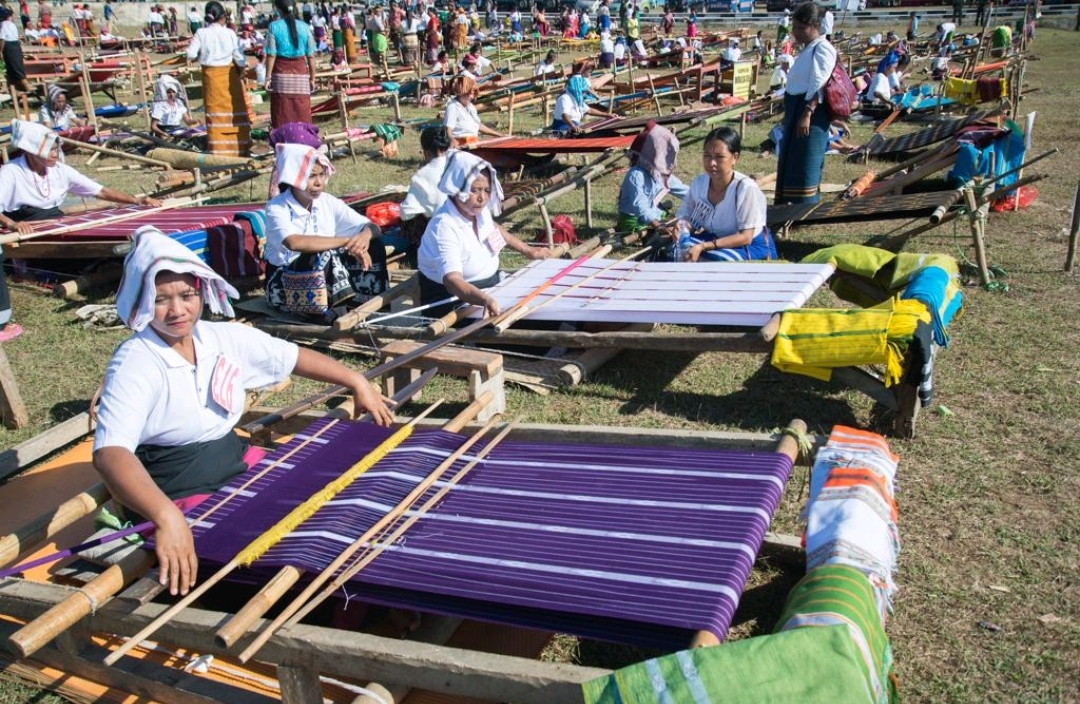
343, 25, 358, 63
775, 91, 830, 204
202, 65, 251, 156
269, 56, 312, 128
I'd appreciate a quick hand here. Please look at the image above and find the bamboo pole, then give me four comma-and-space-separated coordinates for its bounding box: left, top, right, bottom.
0, 198, 193, 246
1064, 181, 1080, 273
0, 484, 111, 569
59, 136, 173, 169
229, 415, 502, 659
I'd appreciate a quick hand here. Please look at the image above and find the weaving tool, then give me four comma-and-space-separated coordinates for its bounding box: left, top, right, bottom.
101, 401, 445, 666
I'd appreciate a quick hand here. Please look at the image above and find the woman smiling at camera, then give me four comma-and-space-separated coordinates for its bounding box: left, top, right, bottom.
675, 127, 775, 263
417, 151, 553, 318
93, 227, 393, 598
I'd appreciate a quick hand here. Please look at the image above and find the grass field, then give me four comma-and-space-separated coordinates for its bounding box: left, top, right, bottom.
1, 17, 1079, 704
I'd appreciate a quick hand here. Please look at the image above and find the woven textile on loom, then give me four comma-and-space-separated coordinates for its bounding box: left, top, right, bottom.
943, 76, 1007, 106
770, 297, 931, 384
186, 419, 794, 649
23, 204, 261, 241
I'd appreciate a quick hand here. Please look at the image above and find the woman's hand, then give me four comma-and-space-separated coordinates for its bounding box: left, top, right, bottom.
683, 243, 705, 263
528, 245, 554, 260
153, 505, 198, 596
343, 233, 372, 268
350, 377, 395, 427
140, 195, 163, 207
479, 292, 501, 318
797, 111, 811, 137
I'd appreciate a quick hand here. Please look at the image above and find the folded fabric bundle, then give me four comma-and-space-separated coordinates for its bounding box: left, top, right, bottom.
771, 297, 931, 384
902, 265, 962, 346
582, 623, 878, 704
803, 425, 900, 618
776, 564, 898, 704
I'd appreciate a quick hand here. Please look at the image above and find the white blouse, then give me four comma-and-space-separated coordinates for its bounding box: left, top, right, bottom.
0, 156, 103, 212
443, 98, 482, 139
418, 199, 502, 284
553, 93, 586, 125
676, 172, 767, 240
786, 36, 836, 99
263, 189, 373, 267
400, 154, 449, 221
151, 100, 189, 126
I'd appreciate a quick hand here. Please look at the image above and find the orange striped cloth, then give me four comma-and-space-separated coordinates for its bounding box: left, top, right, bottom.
203, 64, 251, 156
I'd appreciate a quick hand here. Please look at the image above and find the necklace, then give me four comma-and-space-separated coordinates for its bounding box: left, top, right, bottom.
32, 168, 51, 199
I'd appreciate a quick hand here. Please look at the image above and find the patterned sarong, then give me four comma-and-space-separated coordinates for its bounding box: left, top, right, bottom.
775, 91, 830, 204
202, 64, 251, 156
269, 56, 312, 128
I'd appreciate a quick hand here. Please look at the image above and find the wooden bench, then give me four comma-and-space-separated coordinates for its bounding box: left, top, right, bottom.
380, 340, 506, 423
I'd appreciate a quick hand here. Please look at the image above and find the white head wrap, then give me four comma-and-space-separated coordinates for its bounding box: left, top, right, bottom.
11, 119, 58, 157
274, 142, 335, 191
115, 226, 238, 331
437, 151, 504, 216
153, 72, 188, 105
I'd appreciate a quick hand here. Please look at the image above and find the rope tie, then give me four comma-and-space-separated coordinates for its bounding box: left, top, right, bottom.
779, 424, 814, 460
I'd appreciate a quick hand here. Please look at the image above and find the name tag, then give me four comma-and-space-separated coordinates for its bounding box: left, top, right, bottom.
485, 226, 506, 255
210, 355, 242, 413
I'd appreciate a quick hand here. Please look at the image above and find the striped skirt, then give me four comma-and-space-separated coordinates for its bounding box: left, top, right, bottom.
775, 91, 830, 205
202, 65, 251, 156
269, 56, 312, 128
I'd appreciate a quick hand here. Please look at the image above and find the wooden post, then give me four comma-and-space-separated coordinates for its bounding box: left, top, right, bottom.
78, 50, 100, 136
963, 187, 992, 287
507, 91, 516, 134
1065, 181, 1080, 273
133, 51, 152, 130
0, 346, 28, 430
392, 89, 402, 122
584, 178, 594, 229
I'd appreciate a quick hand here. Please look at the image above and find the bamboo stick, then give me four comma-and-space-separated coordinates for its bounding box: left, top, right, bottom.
213, 384, 488, 649
232, 416, 502, 660
59, 136, 173, 168
0, 484, 111, 569
102, 402, 444, 667
1065, 181, 1080, 274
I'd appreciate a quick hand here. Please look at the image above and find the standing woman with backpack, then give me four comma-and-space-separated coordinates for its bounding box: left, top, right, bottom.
775, 2, 836, 205
265, 0, 315, 127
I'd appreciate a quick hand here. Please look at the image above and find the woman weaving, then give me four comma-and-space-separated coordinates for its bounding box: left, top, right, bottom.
94, 227, 392, 597
551, 75, 615, 134
263, 143, 389, 321
417, 151, 553, 318
675, 127, 775, 263
442, 75, 504, 146
265, 0, 316, 128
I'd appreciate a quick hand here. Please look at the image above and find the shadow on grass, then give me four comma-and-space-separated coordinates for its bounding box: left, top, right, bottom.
49, 400, 92, 423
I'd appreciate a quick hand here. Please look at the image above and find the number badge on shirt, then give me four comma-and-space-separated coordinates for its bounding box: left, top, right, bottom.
210, 355, 242, 413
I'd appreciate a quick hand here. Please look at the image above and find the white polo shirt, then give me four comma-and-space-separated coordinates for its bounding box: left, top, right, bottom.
0, 156, 103, 212
186, 23, 246, 67
443, 98, 482, 140
553, 93, 586, 126
418, 199, 502, 284
93, 322, 298, 453
676, 172, 767, 240
263, 189, 373, 267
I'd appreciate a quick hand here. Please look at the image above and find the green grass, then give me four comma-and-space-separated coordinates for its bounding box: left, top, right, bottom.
2, 21, 1080, 704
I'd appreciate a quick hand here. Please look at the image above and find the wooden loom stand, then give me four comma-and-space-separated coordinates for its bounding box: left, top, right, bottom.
214, 397, 501, 649
232, 412, 513, 663
242, 418, 522, 664
7, 370, 439, 658
102, 401, 446, 666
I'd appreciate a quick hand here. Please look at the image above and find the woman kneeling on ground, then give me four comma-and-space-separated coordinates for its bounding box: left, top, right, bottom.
94, 227, 392, 597
676, 127, 775, 262
417, 151, 553, 318
263, 143, 389, 321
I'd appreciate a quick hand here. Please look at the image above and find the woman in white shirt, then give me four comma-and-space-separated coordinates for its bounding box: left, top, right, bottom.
264, 143, 389, 321
400, 125, 452, 256
534, 49, 558, 78
551, 74, 614, 134
775, 2, 836, 205
0, 7, 28, 95
39, 85, 85, 130
676, 127, 774, 262
442, 75, 503, 145
186, 1, 250, 156
151, 85, 201, 139
94, 227, 391, 596
417, 151, 552, 318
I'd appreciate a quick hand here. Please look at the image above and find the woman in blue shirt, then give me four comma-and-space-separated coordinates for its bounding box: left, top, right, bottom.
266, 0, 315, 127
616, 123, 688, 233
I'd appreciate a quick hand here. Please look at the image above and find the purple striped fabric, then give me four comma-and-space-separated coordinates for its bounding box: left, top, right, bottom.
188, 419, 792, 648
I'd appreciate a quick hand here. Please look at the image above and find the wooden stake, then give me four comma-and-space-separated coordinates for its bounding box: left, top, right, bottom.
1064, 181, 1080, 273
0, 346, 29, 430
963, 187, 992, 287
133, 50, 152, 131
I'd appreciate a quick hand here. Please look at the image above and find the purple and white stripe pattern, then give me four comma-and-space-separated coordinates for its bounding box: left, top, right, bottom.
190, 419, 793, 648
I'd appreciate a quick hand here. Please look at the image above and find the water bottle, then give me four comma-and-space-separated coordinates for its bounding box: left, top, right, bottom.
675, 220, 692, 262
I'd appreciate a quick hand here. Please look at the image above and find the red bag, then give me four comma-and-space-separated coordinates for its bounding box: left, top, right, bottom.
549, 214, 578, 245
823, 56, 858, 121
365, 201, 402, 228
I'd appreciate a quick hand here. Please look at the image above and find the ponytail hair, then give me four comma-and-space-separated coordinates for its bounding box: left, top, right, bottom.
274, 0, 299, 48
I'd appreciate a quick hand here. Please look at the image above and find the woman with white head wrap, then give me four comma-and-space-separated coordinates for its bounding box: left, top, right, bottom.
416, 151, 553, 319
39, 85, 86, 130
263, 142, 388, 321
94, 226, 392, 597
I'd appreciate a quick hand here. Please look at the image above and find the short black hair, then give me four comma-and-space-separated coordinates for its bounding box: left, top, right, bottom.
703, 126, 742, 156
420, 125, 452, 154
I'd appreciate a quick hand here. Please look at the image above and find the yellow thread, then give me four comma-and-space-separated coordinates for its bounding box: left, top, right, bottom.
235, 425, 414, 567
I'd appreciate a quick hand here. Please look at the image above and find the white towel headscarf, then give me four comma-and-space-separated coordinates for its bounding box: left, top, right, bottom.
116, 226, 238, 331
11, 119, 58, 158
437, 151, 504, 216
153, 72, 188, 105
274, 142, 335, 192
